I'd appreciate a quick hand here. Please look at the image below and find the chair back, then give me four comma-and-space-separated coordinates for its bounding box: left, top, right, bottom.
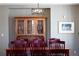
14, 39, 22, 48
40, 38, 46, 47
32, 38, 40, 47
49, 38, 65, 49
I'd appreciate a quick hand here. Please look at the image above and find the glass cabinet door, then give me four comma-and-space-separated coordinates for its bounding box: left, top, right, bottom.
36, 20, 44, 34
27, 20, 34, 34
17, 20, 24, 34
15, 17, 46, 38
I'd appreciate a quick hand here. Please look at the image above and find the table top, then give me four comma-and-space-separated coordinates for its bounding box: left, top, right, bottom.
6, 47, 69, 51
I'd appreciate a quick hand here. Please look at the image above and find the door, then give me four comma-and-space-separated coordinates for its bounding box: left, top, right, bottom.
16, 19, 25, 35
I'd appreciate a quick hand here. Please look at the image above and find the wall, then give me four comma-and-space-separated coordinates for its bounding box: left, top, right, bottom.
0, 6, 9, 55
51, 5, 79, 56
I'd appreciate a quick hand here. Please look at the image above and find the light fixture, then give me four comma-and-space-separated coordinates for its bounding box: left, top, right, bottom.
32, 3, 43, 14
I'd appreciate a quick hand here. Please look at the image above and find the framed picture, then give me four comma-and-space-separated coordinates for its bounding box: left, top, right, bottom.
59, 21, 74, 33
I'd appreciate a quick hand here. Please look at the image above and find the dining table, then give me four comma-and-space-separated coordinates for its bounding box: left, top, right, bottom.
6, 47, 69, 56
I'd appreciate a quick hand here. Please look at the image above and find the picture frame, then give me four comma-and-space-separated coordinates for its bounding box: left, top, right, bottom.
59, 21, 74, 33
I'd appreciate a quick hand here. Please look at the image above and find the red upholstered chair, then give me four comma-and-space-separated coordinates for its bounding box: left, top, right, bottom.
40, 38, 46, 56
49, 38, 60, 49
14, 39, 21, 48
14, 39, 26, 55
31, 38, 40, 56
10, 39, 29, 56
49, 38, 65, 56
32, 38, 39, 47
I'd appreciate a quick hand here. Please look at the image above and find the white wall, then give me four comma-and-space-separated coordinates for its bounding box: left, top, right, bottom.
0, 6, 9, 55
51, 5, 79, 56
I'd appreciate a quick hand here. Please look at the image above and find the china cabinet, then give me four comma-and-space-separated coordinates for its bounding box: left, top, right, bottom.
15, 16, 46, 40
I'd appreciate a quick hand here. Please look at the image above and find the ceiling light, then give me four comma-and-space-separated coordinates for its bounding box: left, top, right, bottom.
32, 3, 43, 14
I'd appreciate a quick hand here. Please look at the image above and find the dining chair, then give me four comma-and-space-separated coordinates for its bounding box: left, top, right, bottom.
31, 38, 40, 56
49, 38, 65, 56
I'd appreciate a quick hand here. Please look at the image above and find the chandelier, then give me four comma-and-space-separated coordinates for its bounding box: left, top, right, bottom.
32, 3, 43, 14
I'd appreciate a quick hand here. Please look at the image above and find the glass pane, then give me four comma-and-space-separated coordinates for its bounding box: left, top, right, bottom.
37, 20, 43, 34
32, 20, 34, 34
27, 20, 32, 34
17, 20, 24, 34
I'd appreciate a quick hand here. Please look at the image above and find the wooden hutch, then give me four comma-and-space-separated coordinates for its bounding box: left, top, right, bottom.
15, 16, 46, 41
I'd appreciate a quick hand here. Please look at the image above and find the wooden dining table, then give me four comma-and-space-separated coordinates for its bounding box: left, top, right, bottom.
6, 47, 69, 56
